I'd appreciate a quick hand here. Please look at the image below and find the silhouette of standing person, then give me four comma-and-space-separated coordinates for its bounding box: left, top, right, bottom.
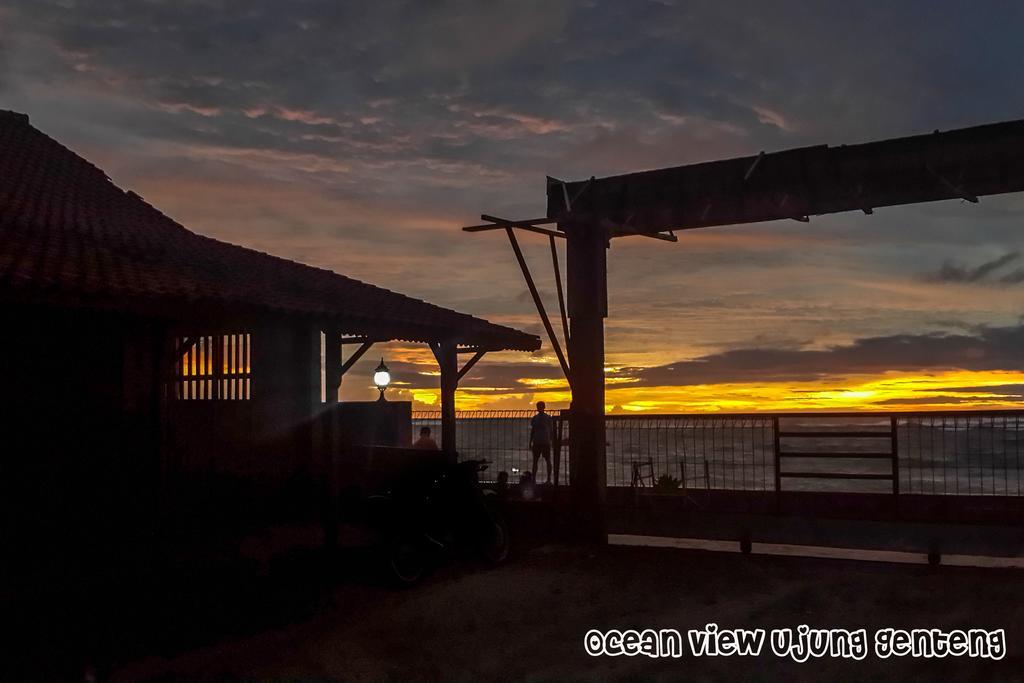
529, 401, 553, 484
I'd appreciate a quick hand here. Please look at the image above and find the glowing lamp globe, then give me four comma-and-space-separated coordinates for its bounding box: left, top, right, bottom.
373, 358, 391, 401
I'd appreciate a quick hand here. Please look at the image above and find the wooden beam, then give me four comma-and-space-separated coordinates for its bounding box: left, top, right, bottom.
340, 341, 373, 377
464, 223, 564, 239
926, 164, 979, 202
617, 228, 679, 242
457, 350, 486, 382
463, 215, 565, 240
547, 119, 1024, 235
549, 234, 570, 348
482, 214, 557, 229
457, 345, 511, 354
338, 336, 388, 345
166, 335, 198, 376
468, 215, 554, 227
505, 227, 572, 383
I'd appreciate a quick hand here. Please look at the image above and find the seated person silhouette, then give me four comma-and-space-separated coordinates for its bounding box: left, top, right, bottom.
495, 470, 509, 498
413, 426, 440, 450
519, 470, 537, 500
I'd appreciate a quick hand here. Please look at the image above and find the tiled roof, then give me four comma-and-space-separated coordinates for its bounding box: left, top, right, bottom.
0, 111, 540, 352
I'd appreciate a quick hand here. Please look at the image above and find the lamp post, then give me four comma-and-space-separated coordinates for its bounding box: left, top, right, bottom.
373, 358, 391, 401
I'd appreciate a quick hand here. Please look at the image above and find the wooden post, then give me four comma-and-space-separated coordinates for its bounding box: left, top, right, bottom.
564, 220, 608, 544
320, 327, 340, 550
324, 327, 341, 403
436, 340, 459, 460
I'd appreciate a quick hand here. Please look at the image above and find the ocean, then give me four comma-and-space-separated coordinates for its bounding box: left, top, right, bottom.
412, 414, 1024, 495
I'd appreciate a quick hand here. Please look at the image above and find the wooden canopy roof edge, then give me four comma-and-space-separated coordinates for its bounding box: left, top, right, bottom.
0, 110, 540, 354
546, 118, 1024, 235
0, 258, 540, 353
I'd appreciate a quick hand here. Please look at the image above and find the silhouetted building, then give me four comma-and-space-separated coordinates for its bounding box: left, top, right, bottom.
0, 110, 539, 577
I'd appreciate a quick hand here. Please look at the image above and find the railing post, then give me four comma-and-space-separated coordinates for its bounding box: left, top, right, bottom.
553, 410, 563, 487
772, 416, 781, 513
891, 415, 900, 496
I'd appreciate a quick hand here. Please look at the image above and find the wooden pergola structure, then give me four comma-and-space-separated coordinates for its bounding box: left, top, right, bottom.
468, 118, 1024, 542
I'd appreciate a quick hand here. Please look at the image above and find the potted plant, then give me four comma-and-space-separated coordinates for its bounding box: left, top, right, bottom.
653, 474, 681, 494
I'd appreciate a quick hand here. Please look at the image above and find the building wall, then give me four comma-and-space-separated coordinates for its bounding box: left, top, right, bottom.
1, 304, 334, 552
1, 303, 163, 573
161, 318, 325, 533
3, 303, 422, 566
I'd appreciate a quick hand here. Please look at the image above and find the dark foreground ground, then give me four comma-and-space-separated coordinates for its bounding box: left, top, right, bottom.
105, 542, 1024, 682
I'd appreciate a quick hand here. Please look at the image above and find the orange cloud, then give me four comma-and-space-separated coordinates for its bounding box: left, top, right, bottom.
434, 369, 1024, 413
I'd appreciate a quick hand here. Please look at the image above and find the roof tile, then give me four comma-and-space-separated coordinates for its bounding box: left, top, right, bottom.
0, 111, 540, 352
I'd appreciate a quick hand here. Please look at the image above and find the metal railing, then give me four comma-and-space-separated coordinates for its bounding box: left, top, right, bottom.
776, 414, 897, 494
606, 415, 775, 492
896, 412, 1024, 496
412, 410, 567, 484
413, 409, 1024, 497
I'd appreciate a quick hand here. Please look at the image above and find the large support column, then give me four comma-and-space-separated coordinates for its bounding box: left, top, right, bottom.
564, 221, 608, 543
436, 340, 459, 460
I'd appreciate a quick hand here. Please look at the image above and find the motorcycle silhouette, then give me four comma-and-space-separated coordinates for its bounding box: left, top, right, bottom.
363, 458, 510, 585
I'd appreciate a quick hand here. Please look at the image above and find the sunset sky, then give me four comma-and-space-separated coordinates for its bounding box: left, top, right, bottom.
4, 1, 1024, 412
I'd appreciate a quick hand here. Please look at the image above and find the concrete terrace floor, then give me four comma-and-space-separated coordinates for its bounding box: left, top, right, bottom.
115, 543, 1024, 682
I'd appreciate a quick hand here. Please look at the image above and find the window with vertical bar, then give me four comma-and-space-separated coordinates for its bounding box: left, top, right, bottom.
172, 333, 251, 400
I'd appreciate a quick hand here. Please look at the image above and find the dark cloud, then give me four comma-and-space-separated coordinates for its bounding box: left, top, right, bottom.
870, 395, 980, 406
934, 384, 1024, 397
4, 0, 1024, 400
926, 251, 1022, 285
925, 319, 982, 332
10, 0, 1024, 193
376, 324, 1024, 397
998, 269, 1024, 284
625, 324, 1024, 387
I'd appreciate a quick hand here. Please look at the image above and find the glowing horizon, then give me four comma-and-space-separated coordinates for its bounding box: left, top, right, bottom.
374, 365, 1024, 413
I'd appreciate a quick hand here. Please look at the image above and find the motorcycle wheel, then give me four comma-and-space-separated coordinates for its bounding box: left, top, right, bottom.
388, 538, 426, 585
478, 505, 510, 565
